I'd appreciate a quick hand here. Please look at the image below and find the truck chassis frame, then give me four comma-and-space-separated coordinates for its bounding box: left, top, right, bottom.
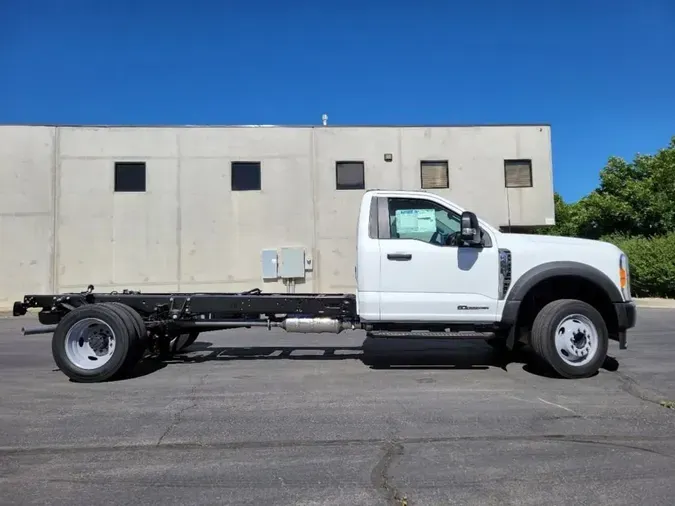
14, 284, 504, 337
17, 285, 357, 326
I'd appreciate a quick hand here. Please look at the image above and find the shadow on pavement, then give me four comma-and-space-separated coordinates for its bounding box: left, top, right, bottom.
123, 337, 622, 381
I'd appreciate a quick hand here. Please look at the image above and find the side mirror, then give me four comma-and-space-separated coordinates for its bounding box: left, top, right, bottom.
460, 211, 481, 246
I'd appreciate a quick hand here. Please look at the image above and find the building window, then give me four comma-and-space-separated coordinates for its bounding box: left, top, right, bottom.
504, 159, 533, 188
420, 160, 449, 189
114, 162, 146, 192
231, 161, 261, 191
336, 161, 365, 190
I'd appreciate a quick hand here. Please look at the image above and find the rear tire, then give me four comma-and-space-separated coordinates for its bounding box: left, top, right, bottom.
107, 302, 148, 366
530, 299, 608, 379
109, 303, 146, 342
52, 304, 137, 383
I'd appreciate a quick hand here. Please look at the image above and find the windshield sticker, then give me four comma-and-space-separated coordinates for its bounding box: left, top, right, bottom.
395, 208, 437, 234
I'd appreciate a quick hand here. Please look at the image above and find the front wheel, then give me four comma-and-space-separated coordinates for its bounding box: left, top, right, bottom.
530, 299, 608, 379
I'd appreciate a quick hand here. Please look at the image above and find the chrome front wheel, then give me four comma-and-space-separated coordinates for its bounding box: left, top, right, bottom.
554, 314, 599, 367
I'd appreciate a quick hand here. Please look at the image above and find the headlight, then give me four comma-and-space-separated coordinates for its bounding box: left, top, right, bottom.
619, 253, 631, 300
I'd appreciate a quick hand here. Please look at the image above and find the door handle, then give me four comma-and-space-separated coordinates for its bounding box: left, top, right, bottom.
387, 253, 412, 261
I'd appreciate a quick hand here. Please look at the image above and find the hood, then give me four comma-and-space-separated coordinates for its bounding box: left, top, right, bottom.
497, 232, 622, 254
494, 232, 626, 293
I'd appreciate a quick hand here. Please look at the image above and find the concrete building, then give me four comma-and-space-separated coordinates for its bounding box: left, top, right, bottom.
0, 124, 555, 308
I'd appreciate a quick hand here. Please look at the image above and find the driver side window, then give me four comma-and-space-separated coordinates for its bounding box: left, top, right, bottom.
387, 197, 461, 246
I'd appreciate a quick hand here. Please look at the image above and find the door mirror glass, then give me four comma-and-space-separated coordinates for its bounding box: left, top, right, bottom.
460, 211, 481, 246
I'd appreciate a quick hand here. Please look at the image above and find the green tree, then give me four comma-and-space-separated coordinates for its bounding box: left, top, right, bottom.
537, 193, 582, 236
542, 136, 675, 239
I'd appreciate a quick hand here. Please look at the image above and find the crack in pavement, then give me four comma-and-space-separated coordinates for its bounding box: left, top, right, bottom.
615, 370, 674, 412
371, 440, 406, 506
156, 374, 208, 446
6, 437, 669, 502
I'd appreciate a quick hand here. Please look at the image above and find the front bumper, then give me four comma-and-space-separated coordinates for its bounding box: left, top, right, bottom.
613, 300, 637, 350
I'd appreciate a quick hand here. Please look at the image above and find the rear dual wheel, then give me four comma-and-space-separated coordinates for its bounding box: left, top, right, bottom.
52, 303, 147, 383
530, 299, 608, 379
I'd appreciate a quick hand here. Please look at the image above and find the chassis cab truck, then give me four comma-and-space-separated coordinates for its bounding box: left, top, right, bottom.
356, 190, 636, 377
14, 190, 637, 382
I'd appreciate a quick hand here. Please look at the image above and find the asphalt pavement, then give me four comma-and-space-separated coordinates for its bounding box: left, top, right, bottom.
1, 309, 675, 506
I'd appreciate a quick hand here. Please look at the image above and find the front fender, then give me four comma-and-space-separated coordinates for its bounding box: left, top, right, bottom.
501, 261, 623, 326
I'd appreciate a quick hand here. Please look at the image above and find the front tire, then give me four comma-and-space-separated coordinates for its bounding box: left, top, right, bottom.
530, 299, 608, 379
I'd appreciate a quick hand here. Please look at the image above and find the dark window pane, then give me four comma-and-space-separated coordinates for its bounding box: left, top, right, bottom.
114, 162, 146, 192
504, 159, 533, 187
336, 161, 365, 190
231, 161, 261, 191
420, 160, 449, 189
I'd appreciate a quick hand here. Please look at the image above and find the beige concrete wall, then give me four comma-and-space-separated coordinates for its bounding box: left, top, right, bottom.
177, 127, 316, 293
57, 127, 182, 293
313, 127, 405, 292
0, 124, 554, 306
0, 126, 56, 309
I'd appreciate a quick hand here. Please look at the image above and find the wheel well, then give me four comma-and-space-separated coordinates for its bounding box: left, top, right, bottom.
516, 275, 617, 337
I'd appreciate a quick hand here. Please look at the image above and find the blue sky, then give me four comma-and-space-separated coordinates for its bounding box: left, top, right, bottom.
1, 0, 673, 202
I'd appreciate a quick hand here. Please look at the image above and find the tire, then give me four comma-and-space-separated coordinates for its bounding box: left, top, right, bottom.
98, 303, 145, 376
107, 302, 148, 364
530, 299, 608, 379
109, 303, 147, 342
51, 304, 135, 383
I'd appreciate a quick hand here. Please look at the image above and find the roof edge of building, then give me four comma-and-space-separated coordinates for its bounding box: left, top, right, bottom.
0, 122, 552, 129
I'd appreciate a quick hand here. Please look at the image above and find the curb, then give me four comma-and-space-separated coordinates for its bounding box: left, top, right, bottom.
634, 298, 675, 309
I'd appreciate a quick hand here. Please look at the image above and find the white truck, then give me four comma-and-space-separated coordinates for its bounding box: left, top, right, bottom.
14, 189, 637, 383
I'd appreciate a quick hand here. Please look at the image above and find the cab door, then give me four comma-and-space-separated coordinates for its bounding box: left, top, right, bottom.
377, 196, 499, 323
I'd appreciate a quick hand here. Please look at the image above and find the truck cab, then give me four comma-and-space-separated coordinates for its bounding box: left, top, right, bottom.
355, 190, 637, 378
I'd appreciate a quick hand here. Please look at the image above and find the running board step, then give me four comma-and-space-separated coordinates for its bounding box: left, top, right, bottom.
368, 331, 496, 339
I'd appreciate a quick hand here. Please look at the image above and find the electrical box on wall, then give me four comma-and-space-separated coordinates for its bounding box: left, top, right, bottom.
261, 249, 278, 279
279, 247, 306, 279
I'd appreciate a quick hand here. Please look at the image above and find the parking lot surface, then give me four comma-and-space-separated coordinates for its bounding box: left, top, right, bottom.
1, 308, 675, 505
